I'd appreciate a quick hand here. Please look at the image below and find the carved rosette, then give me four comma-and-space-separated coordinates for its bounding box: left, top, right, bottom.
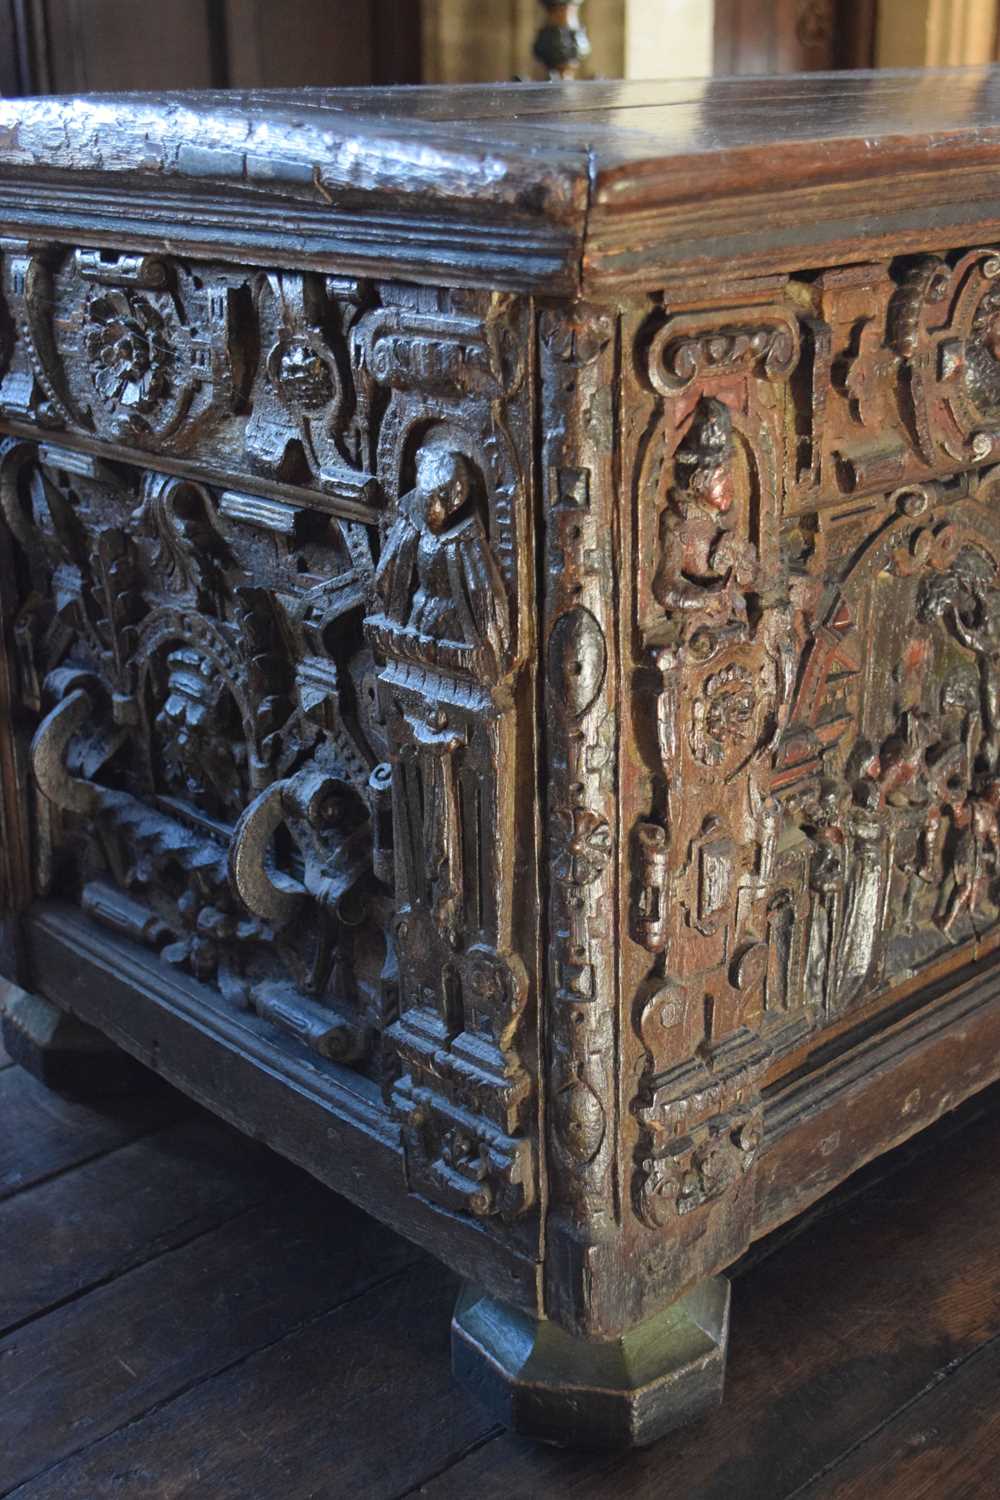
71, 252, 250, 448
891, 249, 1000, 468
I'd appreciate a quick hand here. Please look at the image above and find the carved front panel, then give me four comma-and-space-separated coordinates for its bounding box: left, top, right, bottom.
623, 248, 1000, 1245
0, 246, 538, 1237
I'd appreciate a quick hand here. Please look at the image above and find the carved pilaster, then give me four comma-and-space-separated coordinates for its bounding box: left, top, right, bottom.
361, 287, 538, 1229
539, 304, 621, 1329
619, 294, 800, 1285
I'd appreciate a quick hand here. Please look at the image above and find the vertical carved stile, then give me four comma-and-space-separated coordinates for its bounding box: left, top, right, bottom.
361, 288, 540, 1235
609, 293, 803, 1322
539, 303, 621, 1331
0, 254, 32, 927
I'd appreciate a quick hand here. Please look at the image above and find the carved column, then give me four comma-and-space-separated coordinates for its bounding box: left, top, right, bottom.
539, 304, 622, 1333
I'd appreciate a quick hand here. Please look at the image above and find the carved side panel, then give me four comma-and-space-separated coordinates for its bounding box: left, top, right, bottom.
621, 246, 1000, 1280
3, 436, 388, 1057
615, 296, 791, 1289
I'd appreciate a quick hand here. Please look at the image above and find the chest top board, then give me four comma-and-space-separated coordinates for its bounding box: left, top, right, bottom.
4, 70, 1000, 1450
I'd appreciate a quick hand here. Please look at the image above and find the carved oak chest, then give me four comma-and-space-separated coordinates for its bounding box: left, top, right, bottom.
4, 72, 1000, 1449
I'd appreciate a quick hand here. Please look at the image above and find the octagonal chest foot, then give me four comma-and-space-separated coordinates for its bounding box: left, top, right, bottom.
1, 985, 150, 1097
451, 1276, 730, 1450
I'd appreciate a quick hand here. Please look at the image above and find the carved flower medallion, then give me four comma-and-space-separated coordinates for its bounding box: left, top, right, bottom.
85, 289, 170, 413
691, 663, 757, 766
552, 792, 613, 888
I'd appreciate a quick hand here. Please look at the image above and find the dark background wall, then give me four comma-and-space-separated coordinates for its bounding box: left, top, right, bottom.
0, 0, 420, 94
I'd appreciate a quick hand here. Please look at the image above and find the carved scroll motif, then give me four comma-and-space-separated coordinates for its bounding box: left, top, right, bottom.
5, 435, 392, 1054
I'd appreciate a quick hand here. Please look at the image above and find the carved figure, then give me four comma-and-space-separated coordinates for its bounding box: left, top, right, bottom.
652, 398, 758, 647
371, 443, 510, 681
803, 778, 848, 1008
835, 779, 889, 1005
936, 778, 1000, 936
942, 567, 1000, 772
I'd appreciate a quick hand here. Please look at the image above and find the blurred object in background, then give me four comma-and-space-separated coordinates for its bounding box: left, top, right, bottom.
1, 0, 999, 97
875, 0, 998, 66
422, 0, 621, 83
716, 0, 1000, 75
0, 0, 419, 94
532, 1, 591, 79
715, 0, 872, 73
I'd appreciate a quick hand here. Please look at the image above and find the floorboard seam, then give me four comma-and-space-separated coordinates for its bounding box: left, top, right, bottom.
781, 1328, 1000, 1500
0, 1260, 419, 1500
0, 1114, 186, 1206
385, 1425, 507, 1500
0, 1186, 281, 1340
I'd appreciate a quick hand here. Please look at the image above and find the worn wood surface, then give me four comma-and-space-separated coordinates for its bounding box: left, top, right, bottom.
9, 73, 1000, 292
0, 1065, 177, 1201
2, 1063, 998, 1497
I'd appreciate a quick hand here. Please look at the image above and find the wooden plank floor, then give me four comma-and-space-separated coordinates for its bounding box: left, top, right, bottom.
2, 1028, 999, 1499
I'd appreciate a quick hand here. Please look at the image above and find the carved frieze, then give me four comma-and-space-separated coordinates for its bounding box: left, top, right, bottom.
0, 244, 376, 509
